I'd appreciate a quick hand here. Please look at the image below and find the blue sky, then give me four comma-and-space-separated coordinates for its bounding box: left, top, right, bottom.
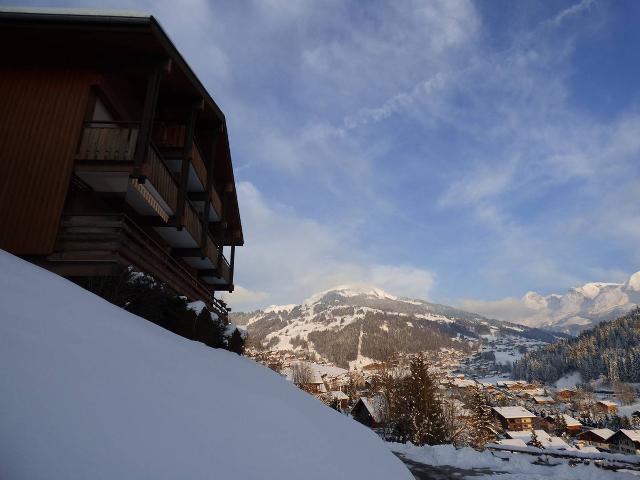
11, 0, 640, 314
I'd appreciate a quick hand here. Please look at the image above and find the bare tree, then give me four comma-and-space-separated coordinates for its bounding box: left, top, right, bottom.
291, 362, 314, 392
614, 381, 637, 406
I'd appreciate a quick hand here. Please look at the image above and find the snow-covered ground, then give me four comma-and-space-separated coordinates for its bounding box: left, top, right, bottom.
389, 443, 639, 479
0, 251, 411, 480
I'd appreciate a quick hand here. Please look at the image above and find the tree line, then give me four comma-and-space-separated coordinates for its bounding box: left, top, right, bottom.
512, 308, 640, 384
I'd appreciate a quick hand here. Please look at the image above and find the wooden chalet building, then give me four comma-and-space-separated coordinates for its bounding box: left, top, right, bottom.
492, 406, 536, 431
609, 429, 640, 455
576, 428, 614, 451
0, 9, 242, 318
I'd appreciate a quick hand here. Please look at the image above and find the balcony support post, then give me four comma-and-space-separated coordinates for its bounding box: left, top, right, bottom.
228, 245, 236, 292
201, 123, 221, 249
176, 99, 203, 227
132, 59, 171, 180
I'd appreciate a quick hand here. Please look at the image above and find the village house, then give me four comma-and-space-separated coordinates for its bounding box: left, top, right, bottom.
576, 428, 615, 451
492, 406, 536, 431
533, 395, 555, 405
351, 396, 386, 428
562, 414, 583, 436
595, 400, 618, 414
328, 390, 349, 410
608, 429, 640, 455
556, 389, 576, 401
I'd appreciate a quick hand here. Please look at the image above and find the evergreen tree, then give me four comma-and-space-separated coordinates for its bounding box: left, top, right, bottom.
228, 328, 245, 355
467, 390, 497, 450
554, 413, 567, 437
407, 357, 447, 446
530, 429, 544, 449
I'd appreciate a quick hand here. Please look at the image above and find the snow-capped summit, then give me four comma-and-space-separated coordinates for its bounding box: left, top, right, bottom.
512, 270, 640, 335
302, 284, 397, 306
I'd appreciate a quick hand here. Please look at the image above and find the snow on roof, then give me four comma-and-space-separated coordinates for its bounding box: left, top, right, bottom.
533, 396, 554, 402
497, 439, 528, 447
581, 428, 615, 441
617, 429, 640, 443
330, 391, 349, 400
493, 406, 536, 419
0, 251, 412, 480
357, 396, 386, 423
0, 6, 149, 18
562, 414, 582, 427
597, 400, 618, 407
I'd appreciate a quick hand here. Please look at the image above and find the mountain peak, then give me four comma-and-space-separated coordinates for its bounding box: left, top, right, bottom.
303, 284, 397, 305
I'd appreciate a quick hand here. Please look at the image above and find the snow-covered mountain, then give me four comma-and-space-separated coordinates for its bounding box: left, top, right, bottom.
232, 285, 562, 369
516, 271, 640, 334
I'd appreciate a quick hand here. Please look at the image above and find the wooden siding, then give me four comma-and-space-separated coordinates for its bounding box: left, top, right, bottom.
0, 67, 96, 254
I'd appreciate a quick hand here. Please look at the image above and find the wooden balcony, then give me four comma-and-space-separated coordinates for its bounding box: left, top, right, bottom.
73, 122, 232, 288
50, 213, 213, 300
76, 122, 139, 161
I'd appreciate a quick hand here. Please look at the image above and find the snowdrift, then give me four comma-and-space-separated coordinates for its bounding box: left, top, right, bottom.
0, 251, 410, 480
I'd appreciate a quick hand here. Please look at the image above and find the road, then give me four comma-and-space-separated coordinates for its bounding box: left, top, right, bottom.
394, 453, 495, 480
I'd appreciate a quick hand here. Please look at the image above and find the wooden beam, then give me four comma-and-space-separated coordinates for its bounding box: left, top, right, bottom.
201, 125, 221, 248
176, 101, 201, 225
229, 245, 236, 289
171, 248, 204, 258
132, 61, 166, 177
198, 268, 219, 278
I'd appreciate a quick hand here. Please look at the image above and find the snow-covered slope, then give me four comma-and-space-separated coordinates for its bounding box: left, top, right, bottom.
233, 285, 561, 368
517, 271, 640, 334
0, 251, 411, 480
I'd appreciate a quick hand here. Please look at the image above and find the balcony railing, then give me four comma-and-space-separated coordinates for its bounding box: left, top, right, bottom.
76, 121, 139, 161
75, 121, 232, 285
145, 145, 178, 212
191, 143, 208, 189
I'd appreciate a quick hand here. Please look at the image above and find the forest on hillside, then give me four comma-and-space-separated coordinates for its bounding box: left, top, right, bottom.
512, 308, 640, 384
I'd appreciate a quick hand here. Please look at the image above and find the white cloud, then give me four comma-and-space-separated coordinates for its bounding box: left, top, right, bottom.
456, 297, 540, 324
221, 182, 435, 311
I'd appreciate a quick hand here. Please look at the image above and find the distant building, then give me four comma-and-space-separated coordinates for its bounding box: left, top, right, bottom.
328, 390, 349, 410
576, 428, 615, 451
492, 406, 536, 431
556, 389, 576, 401
351, 396, 386, 428
562, 414, 583, 435
608, 430, 640, 455
533, 396, 555, 405
595, 400, 618, 414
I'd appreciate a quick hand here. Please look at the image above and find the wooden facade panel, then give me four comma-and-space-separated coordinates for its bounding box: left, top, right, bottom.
0, 67, 96, 254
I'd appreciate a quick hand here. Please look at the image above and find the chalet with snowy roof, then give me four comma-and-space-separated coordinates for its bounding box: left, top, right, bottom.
562, 414, 582, 435
492, 406, 536, 431
608, 429, 640, 455
0, 9, 242, 321
351, 396, 386, 428
556, 389, 576, 401
576, 428, 614, 451
533, 395, 554, 405
595, 400, 618, 414
328, 390, 349, 410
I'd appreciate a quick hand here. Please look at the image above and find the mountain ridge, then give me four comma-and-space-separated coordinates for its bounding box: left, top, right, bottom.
232, 285, 564, 369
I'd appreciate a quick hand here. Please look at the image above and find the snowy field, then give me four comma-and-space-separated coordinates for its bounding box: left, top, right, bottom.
389, 443, 639, 479
0, 251, 411, 480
